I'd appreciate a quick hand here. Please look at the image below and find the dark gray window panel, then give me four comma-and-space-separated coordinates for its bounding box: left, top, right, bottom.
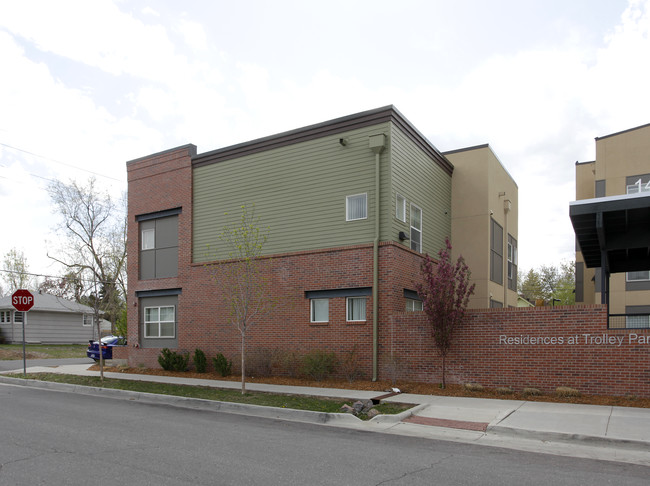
626, 279, 650, 291
490, 299, 503, 308
305, 287, 372, 299
136, 288, 182, 298
403, 289, 421, 301
575, 262, 584, 302
139, 215, 179, 280
136, 207, 182, 222
490, 219, 503, 285
139, 294, 178, 349
595, 180, 606, 198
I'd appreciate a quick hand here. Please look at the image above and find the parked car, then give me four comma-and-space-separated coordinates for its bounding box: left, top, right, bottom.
87, 335, 127, 361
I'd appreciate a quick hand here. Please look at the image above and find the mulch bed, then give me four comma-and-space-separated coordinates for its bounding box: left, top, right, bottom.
89, 365, 650, 408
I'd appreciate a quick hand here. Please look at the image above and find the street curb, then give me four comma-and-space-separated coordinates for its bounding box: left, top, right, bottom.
487, 424, 650, 452
0, 375, 417, 426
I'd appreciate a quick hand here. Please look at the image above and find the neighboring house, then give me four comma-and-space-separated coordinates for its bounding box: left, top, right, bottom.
573, 122, 650, 328
445, 145, 518, 309
0, 292, 103, 344
126, 105, 518, 376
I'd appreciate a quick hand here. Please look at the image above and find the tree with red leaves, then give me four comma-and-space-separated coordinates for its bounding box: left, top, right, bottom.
415, 237, 475, 388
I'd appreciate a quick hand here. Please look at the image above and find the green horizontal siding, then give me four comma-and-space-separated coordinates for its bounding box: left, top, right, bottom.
390, 125, 452, 255
193, 123, 391, 262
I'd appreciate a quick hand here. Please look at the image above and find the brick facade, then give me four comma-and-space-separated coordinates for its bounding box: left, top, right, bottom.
385, 305, 650, 398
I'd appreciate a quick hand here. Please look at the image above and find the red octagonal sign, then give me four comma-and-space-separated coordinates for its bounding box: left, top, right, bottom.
12, 289, 34, 312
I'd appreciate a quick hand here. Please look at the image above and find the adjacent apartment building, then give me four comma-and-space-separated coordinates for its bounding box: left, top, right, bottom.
575, 122, 650, 327
126, 106, 518, 376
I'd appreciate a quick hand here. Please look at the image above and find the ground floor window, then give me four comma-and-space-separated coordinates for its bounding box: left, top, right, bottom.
347, 297, 367, 321
0, 311, 10, 322
83, 314, 94, 327
406, 298, 423, 312
144, 306, 176, 338
310, 298, 329, 322
14, 311, 23, 323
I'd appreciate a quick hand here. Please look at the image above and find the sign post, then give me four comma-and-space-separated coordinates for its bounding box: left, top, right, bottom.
12, 290, 34, 376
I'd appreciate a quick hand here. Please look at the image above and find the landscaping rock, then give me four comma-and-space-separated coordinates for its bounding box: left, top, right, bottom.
366, 408, 380, 419
340, 404, 355, 414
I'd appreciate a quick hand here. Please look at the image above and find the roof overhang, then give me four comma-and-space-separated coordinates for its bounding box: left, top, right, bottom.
570, 192, 650, 273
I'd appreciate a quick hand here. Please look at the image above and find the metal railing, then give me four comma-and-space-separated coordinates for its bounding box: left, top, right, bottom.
608, 313, 650, 329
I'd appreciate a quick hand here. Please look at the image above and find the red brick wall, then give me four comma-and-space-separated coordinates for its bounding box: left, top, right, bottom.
385, 305, 650, 398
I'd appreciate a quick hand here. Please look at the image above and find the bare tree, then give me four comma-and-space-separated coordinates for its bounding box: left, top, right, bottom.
2, 248, 35, 293
206, 205, 272, 394
47, 178, 127, 380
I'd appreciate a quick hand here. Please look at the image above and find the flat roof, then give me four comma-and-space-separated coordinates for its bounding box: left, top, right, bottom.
570, 192, 650, 273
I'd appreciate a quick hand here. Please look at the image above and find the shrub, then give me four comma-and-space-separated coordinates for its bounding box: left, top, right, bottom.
158, 348, 189, 371
273, 349, 302, 377
193, 349, 207, 373
340, 345, 364, 382
301, 349, 337, 381
464, 383, 484, 392
247, 347, 275, 377
556, 386, 581, 397
213, 353, 233, 377
522, 387, 542, 397
496, 387, 513, 395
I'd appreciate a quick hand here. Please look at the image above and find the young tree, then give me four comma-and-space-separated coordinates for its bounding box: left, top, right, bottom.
2, 248, 34, 293
207, 205, 272, 394
47, 178, 127, 380
518, 261, 575, 305
415, 237, 475, 388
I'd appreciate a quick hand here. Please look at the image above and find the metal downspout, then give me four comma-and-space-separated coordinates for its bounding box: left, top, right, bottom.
369, 134, 385, 382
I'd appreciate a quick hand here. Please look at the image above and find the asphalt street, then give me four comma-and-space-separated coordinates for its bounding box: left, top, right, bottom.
1, 383, 648, 486
0, 357, 92, 372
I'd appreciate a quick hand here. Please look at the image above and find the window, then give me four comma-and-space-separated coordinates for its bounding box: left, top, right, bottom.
406, 299, 423, 312
14, 312, 23, 323
627, 178, 650, 194
347, 297, 366, 321
138, 212, 179, 280
144, 306, 176, 338
83, 314, 93, 327
396, 194, 406, 222
507, 235, 518, 291
141, 228, 155, 250
490, 219, 503, 284
410, 204, 422, 252
627, 271, 650, 282
346, 194, 367, 221
626, 315, 650, 328
0, 311, 9, 322
310, 299, 329, 323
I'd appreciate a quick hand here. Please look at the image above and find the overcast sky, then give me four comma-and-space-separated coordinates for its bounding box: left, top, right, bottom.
1, 0, 649, 289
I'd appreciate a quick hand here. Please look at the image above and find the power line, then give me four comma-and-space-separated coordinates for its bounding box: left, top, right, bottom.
0, 141, 125, 183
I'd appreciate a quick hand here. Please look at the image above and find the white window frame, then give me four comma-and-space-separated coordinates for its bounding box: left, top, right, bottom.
141, 228, 155, 250
83, 314, 93, 327
410, 204, 422, 252
346, 193, 367, 221
406, 298, 423, 312
310, 298, 329, 323
0, 311, 8, 322
626, 178, 650, 195
14, 311, 23, 323
346, 297, 367, 322
626, 271, 650, 282
396, 193, 406, 222
144, 305, 176, 338
507, 242, 517, 279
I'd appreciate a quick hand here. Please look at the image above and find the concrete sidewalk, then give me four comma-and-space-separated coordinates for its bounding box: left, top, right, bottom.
2, 364, 649, 465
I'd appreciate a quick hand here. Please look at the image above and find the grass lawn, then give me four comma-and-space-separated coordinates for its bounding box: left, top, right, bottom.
7, 373, 411, 419
0, 344, 87, 360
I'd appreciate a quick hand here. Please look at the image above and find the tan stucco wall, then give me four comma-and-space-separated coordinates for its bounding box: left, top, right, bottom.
447, 145, 518, 309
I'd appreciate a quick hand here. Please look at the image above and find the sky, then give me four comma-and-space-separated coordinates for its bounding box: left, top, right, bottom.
1, 0, 649, 290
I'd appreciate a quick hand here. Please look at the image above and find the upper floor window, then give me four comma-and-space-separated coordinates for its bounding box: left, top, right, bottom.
406, 298, 423, 312
410, 204, 422, 252
627, 178, 650, 194
396, 194, 406, 222
137, 209, 180, 280
627, 271, 650, 282
490, 219, 503, 285
346, 194, 367, 221
507, 235, 518, 291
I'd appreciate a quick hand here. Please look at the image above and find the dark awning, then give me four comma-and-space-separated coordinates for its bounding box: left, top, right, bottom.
570, 192, 650, 273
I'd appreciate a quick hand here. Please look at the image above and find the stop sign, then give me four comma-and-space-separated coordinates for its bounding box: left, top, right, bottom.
12, 289, 34, 312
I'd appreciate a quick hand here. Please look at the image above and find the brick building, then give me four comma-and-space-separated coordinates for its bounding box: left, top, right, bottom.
126, 106, 518, 379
